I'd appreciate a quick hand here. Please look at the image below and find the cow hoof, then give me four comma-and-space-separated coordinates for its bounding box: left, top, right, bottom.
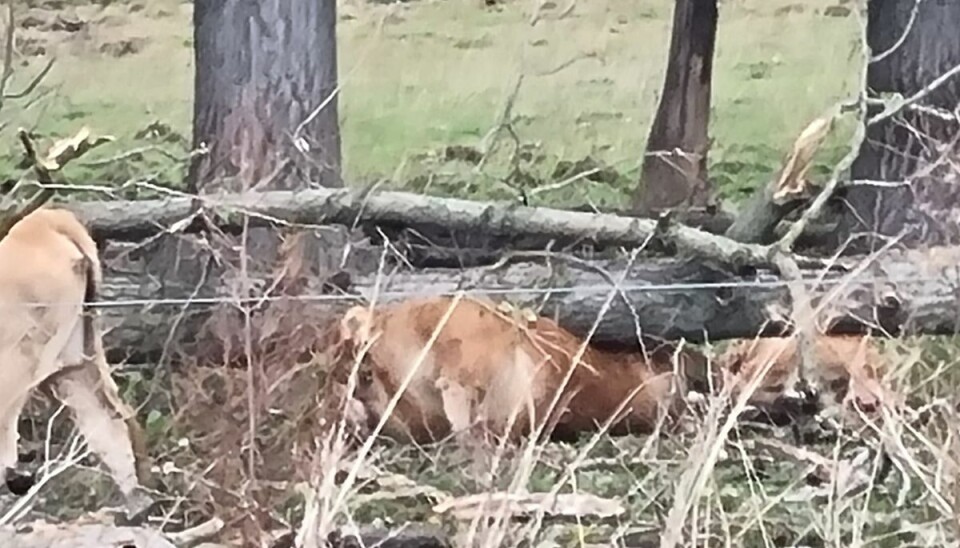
5, 467, 36, 496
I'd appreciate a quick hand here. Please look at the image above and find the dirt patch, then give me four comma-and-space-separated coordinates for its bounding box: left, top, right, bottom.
134, 120, 188, 146
19, 14, 48, 30
20, 12, 86, 33
51, 16, 87, 33
92, 14, 129, 28
823, 5, 851, 17
774, 4, 805, 15
15, 36, 48, 57
99, 37, 147, 57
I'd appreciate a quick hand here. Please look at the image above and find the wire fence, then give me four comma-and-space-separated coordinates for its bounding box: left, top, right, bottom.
0, 267, 954, 310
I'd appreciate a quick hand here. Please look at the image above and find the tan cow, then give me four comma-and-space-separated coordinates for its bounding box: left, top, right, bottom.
329, 296, 689, 444
717, 334, 895, 422
0, 208, 153, 519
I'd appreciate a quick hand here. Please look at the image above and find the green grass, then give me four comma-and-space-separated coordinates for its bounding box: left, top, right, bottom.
1, 0, 861, 208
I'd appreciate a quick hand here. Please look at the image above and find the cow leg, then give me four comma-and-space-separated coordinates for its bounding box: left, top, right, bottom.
50, 363, 155, 522
0, 307, 78, 494
435, 376, 475, 435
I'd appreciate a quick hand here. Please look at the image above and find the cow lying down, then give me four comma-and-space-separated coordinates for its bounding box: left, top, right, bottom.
328, 296, 900, 444
717, 334, 899, 425
0, 208, 153, 520
328, 296, 695, 444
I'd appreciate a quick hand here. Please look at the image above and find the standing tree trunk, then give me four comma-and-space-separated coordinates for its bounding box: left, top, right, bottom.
189, 0, 343, 193
632, 0, 718, 216
179, 8, 348, 540
835, 0, 960, 251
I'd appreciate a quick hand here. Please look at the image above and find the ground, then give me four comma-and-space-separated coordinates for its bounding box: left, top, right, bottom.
5, 0, 960, 547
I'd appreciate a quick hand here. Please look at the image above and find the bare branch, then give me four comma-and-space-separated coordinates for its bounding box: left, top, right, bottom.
868, 62, 960, 126
64, 185, 798, 269
869, 0, 921, 64
4, 57, 55, 100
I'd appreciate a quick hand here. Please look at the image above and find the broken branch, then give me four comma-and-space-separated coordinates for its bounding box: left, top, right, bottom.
0, 127, 115, 241
64, 186, 804, 270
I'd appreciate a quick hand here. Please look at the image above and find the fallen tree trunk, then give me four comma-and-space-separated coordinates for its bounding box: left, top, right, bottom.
64, 187, 779, 267
96, 232, 960, 362
63, 185, 842, 275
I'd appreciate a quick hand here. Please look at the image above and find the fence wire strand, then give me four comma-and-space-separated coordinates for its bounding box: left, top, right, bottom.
0, 270, 953, 310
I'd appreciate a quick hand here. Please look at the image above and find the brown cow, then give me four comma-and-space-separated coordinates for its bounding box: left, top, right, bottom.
0, 208, 154, 519
717, 334, 896, 422
328, 296, 689, 444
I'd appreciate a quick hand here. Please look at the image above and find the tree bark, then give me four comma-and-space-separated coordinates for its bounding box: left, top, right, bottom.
189, 0, 343, 192
632, 0, 718, 215
835, 0, 960, 251
97, 232, 960, 363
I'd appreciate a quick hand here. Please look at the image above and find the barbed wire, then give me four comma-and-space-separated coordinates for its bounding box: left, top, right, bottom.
1, 269, 953, 310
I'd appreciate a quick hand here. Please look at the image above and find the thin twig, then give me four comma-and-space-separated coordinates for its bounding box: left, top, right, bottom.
4, 58, 55, 100
869, 0, 921, 64
81, 144, 201, 167
868, 62, 960, 127
292, 6, 389, 147
0, 130, 54, 240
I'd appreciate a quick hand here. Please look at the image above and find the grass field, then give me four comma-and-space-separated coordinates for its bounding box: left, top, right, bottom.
6, 0, 861, 207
